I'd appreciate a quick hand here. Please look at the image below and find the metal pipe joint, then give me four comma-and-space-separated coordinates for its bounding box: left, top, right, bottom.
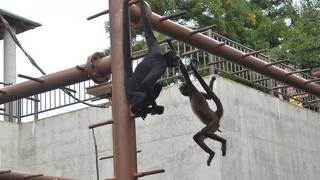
85, 52, 110, 84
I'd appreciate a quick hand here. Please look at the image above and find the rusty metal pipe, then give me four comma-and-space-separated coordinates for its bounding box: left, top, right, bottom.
86, 0, 139, 20
17, 74, 44, 83
0, 65, 88, 104
304, 78, 320, 84
189, 25, 217, 36
0, 171, 74, 180
158, 11, 187, 22
242, 48, 268, 58
0, 57, 111, 104
109, 0, 138, 179
129, 5, 320, 97
100, 150, 141, 160
134, 169, 165, 178
88, 119, 114, 129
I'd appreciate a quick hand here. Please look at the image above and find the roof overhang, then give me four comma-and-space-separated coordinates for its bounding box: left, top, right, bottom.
0, 8, 41, 40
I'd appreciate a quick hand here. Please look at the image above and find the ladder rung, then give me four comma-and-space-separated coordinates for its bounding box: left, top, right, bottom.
134, 169, 165, 178
24, 174, 43, 179
100, 150, 142, 160
89, 120, 114, 129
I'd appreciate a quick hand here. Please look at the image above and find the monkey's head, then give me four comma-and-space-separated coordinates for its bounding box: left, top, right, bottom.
179, 83, 189, 96
164, 51, 180, 68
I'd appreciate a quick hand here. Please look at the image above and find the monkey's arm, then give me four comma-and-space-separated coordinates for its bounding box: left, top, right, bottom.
179, 60, 193, 86
167, 40, 176, 52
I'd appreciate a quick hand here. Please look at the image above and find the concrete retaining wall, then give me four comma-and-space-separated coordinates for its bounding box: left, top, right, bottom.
0, 76, 319, 180
0, 121, 18, 169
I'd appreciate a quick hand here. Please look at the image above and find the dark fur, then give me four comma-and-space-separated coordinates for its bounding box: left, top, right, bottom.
126, 0, 180, 119
123, 0, 133, 81
179, 59, 226, 166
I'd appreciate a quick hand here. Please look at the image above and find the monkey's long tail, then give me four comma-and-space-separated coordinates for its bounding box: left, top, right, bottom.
138, 0, 160, 52
123, 0, 133, 81
190, 60, 224, 118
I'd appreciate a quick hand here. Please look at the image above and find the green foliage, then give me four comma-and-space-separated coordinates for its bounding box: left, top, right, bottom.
104, 0, 320, 69
145, 0, 295, 50
269, 0, 320, 68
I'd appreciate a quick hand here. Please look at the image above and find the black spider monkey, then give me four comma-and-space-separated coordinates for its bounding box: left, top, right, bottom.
125, 0, 180, 119
179, 59, 226, 166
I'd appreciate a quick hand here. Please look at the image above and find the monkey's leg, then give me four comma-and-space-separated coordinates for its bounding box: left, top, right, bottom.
193, 132, 215, 166
200, 76, 216, 99
142, 70, 164, 108
153, 82, 163, 99
148, 82, 164, 114
127, 90, 146, 106
135, 83, 164, 116
131, 84, 164, 118
202, 129, 226, 157
130, 91, 149, 119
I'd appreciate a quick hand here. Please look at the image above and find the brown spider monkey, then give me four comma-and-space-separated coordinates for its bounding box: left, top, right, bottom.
178, 59, 226, 166
125, 0, 180, 119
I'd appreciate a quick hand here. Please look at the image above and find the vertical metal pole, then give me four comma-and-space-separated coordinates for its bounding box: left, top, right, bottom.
3, 24, 17, 122
34, 94, 39, 120
8, 102, 13, 122
17, 99, 21, 123
266, 59, 274, 96
207, 29, 215, 75
109, 0, 138, 180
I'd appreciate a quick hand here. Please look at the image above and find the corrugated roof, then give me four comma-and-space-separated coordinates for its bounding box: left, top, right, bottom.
0, 8, 41, 40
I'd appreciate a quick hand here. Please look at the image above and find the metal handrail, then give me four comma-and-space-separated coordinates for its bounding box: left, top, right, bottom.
1, 29, 318, 122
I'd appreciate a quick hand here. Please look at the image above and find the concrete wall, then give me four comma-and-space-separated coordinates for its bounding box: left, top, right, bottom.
0, 121, 19, 169
0, 76, 320, 180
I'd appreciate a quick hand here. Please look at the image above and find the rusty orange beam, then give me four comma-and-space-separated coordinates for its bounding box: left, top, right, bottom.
0, 169, 74, 180
133, 5, 320, 97
109, 0, 138, 180
0, 56, 111, 104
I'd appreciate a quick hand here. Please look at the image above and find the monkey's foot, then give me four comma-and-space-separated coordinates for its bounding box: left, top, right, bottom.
207, 153, 215, 166
131, 108, 147, 120
211, 76, 216, 82
134, 112, 147, 120
150, 106, 164, 115
221, 143, 226, 156
131, 106, 164, 119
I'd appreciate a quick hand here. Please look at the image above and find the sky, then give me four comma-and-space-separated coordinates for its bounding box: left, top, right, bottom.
0, 0, 110, 83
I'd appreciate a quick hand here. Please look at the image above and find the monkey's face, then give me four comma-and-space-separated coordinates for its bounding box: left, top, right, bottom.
179, 83, 189, 96
164, 51, 180, 68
